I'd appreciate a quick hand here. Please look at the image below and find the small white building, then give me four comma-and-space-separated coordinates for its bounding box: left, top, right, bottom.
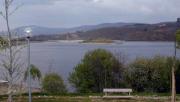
0, 80, 8, 84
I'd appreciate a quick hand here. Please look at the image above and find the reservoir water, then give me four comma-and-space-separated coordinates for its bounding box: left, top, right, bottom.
23, 41, 179, 90
1, 41, 179, 90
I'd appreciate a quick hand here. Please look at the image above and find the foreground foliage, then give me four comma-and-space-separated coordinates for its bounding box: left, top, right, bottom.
0, 36, 8, 48
69, 49, 126, 93
69, 49, 180, 93
126, 56, 172, 92
42, 73, 67, 94
24, 64, 42, 81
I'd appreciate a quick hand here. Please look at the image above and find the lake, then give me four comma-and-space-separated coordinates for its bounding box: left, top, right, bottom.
1, 41, 179, 91
19, 41, 178, 90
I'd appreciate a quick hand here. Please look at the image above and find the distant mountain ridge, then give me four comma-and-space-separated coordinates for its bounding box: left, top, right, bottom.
72, 22, 180, 41
83, 22, 180, 41
0, 22, 132, 36
1, 20, 180, 41
29, 21, 180, 41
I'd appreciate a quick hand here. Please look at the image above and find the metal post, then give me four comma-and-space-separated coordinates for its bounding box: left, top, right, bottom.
27, 37, 31, 102
171, 19, 179, 102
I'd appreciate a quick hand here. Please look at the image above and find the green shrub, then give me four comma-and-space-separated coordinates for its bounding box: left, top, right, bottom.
126, 56, 172, 92
42, 73, 67, 94
0, 36, 8, 49
69, 49, 125, 93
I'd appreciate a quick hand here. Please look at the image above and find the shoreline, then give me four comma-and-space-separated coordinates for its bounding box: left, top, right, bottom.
30, 40, 174, 44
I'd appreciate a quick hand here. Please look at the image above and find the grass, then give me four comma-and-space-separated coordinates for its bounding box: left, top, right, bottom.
0, 96, 91, 102
0, 96, 171, 102
0, 97, 176, 102
1, 93, 180, 102
37, 95, 179, 102
132, 92, 171, 96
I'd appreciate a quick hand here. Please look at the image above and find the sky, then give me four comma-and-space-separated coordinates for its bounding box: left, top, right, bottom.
0, 0, 180, 31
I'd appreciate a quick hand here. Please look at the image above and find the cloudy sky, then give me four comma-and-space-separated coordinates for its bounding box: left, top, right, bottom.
0, 0, 180, 31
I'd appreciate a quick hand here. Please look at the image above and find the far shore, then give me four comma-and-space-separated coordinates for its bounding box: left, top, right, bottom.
29, 40, 174, 44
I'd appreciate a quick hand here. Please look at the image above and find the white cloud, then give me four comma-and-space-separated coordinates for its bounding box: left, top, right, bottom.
92, 0, 103, 3
140, 6, 153, 15
15, 0, 59, 5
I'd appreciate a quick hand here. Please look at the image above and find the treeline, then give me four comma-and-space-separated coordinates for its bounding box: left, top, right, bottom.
69, 49, 180, 93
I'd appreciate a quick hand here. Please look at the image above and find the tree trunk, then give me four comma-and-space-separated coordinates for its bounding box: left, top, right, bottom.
171, 66, 176, 102
5, 0, 13, 102
8, 93, 12, 102
172, 33, 177, 102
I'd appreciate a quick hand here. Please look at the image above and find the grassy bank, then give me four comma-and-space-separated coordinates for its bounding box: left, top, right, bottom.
1, 93, 180, 102
0, 96, 178, 102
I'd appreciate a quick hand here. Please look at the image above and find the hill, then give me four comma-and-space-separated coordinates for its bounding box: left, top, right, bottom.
30, 21, 180, 41
73, 22, 180, 41
1, 20, 180, 41
0, 23, 132, 36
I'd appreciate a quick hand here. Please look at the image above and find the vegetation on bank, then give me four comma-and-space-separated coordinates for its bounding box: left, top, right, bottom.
69, 49, 180, 94
69, 49, 124, 93
127, 56, 176, 93
42, 73, 67, 94
24, 64, 42, 81
0, 36, 8, 48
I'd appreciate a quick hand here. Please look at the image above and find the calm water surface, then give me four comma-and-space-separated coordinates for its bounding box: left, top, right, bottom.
19, 41, 179, 90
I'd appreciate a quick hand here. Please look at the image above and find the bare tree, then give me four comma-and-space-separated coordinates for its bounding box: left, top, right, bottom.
0, 0, 23, 102
0, 46, 25, 102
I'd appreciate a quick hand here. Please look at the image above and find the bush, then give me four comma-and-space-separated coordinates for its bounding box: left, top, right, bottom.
24, 64, 42, 81
0, 36, 8, 48
126, 56, 172, 92
69, 49, 125, 93
42, 73, 67, 94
